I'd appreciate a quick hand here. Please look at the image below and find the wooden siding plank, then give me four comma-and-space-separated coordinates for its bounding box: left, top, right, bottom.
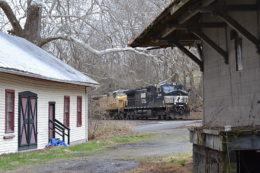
0, 72, 89, 155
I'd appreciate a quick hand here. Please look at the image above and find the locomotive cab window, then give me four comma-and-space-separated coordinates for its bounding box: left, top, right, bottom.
162, 85, 176, 94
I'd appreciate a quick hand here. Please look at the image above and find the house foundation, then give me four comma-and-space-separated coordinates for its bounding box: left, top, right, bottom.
190, 128, 260, 173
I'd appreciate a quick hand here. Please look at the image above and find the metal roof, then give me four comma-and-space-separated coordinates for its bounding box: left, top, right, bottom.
0, 32, 99, 87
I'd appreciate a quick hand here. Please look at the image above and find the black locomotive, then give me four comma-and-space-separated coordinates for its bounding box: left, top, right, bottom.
101, 83, 190, 120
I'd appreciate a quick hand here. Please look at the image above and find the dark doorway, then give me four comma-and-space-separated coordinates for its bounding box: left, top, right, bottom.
237, 150, 260, 173
18, 91, 38, 151
49, 102, 55, 141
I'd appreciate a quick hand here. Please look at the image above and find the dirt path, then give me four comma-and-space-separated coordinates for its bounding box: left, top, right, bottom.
5, 121, 198, 173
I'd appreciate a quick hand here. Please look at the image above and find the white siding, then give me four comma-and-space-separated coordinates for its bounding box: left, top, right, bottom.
0, 72, 89, 155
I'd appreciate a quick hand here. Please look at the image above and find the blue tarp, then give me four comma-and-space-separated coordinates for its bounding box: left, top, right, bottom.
46, 139, 69, 147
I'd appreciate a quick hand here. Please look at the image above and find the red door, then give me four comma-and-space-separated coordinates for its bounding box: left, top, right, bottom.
18, 91, 37, 151
49, 103, 55, 140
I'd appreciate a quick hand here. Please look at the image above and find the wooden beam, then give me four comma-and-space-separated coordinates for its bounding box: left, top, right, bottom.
198, 22, 227, 28
226, 4, 259, 11
167, 22, 226, 29
170, 40, 203, 71
177, 0, 215, 24
191, 29, 229, 64
217, 12, 260, 50
162, 22, 226, 38
161, 0, 215, 39
162, 27, 177, 38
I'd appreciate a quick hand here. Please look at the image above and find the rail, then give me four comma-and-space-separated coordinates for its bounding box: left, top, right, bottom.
49, 119, 70, 145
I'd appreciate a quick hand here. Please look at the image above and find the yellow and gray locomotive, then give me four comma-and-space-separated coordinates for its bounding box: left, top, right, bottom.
95, 83, 190, 120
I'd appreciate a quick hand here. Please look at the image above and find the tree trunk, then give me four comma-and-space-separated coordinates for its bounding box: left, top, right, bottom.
23, 5, 42, 45
0, 1, 43, 46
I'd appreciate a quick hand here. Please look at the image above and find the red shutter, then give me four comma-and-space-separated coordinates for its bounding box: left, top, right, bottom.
5, 90, 15, 133
77, 96, 82, 127
64, 96, 70, 127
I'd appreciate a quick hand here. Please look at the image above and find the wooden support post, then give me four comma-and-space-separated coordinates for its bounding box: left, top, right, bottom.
191, 29, 229, 64
171, 40, 203, 71
217, 12, 260, 51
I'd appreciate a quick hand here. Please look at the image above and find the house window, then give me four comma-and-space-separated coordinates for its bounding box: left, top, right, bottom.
235, 37, 243, 71
77, 96, 82, 127
5, 90, 15, 133
64, 96, 70, 127
231, 30, 243, 71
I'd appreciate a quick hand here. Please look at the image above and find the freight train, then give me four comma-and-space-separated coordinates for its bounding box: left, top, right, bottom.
93, 83, 190, 120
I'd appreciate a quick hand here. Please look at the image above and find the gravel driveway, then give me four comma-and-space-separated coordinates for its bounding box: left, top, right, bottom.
5, 120, 200, 173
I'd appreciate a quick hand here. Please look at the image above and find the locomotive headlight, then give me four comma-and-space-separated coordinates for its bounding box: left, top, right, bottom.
177, 96, 188, 103
184, 97, 188, 103
181, 97, 185, 103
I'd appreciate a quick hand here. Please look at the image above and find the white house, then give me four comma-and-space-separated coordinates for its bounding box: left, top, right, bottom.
0, 32, 99, 154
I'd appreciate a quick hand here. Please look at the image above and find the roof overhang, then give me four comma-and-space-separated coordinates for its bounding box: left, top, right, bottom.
0, 32, 100, 88
129, 0, 260, 71
0, 68, 100, 88
129, 0, 202, 48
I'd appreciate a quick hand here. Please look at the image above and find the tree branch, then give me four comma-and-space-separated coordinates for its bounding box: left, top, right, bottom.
40, 35, 162, 63
64, 36, 160, 60
0, 0, 23, 36
39, 36, 65, 47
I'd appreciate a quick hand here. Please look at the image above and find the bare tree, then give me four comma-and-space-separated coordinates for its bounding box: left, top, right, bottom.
0, 0, 202, 108
0, 0, 157, 56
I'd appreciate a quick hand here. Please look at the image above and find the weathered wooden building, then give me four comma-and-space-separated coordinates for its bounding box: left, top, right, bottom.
0, 32, 99, 154
130, 0, 260, 172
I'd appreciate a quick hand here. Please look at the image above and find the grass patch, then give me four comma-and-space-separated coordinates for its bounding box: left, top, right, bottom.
109, 134, 151, 143
88, 120, 134, 140
162, 154, 192, 166
122, 154, 192, 173
0, 134, 153, 171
